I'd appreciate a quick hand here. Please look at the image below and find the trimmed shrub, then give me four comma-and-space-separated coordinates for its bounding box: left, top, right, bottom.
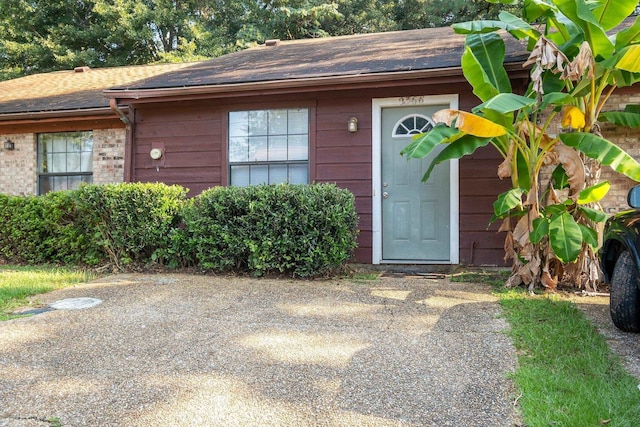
74, 183, 188, 268
183, 183, 359, 277
0, 191, 95, 264
0, 182, 358, 276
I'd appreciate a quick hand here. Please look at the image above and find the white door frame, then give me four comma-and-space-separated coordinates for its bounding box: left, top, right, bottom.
372, 95, 459, 264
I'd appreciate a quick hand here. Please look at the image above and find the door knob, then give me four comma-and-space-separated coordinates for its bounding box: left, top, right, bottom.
383, 192, 389, 199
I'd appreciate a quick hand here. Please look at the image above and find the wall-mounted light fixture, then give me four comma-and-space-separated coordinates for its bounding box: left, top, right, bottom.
4, 140, 15, 150
348, 117, 358, 133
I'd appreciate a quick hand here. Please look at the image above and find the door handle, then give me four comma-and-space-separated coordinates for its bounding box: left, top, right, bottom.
383, 192, 389, 199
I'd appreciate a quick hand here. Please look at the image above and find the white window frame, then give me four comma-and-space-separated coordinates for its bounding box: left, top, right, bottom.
227, 108, 310, 186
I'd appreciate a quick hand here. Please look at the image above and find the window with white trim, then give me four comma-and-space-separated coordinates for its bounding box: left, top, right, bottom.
228, 108, 309, 186
392, 114, 434, 137
37, 131, 93, 194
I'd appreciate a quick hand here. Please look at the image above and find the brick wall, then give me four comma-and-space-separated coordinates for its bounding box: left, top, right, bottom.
0, 128, 125, 195
598, 93, 640, 213
539, 92, 640, 214
93, 128, 125, 185
0, 133, 37, 195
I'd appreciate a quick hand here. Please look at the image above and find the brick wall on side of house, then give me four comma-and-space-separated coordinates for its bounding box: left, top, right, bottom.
541, 92, 640, 213
93, 128, 125, 185
0, 128, 125, 196
0, 133, 37, 195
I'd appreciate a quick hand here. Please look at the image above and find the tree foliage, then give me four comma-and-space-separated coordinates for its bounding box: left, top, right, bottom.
0, 0, 518, 79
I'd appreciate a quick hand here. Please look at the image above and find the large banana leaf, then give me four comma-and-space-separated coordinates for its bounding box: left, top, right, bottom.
549, 211, 583, 262
592, 0, 637, 31
461, 45, 500, 102
433, 110, 507, 137
579, 205, 608, 222
598, 110, 640, 128
540, 92, 575, 111
453, 13, 538, 41
493, 188, 524, 218
616, 44, 640, 73
420, 135, 491, 182
530, 217, 549, 244
465, 33, 511, 97
473, 93, 537, 114
615, 15, 640, 49
554, 0, 614, 57
401, 125, 459, 159
523, 0, 556, 22
560, 132, 640, 181
577, 181, 610, 205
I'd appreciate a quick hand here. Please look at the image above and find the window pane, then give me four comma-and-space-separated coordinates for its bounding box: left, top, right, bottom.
288, 135, 308, 160
51, 153, 66, 173
250, 165, 269, 185
229, 112, 249, 137
231, 165, 250, 187
67, 153, 80, 172
52, 176, 66, 191
268, 135, 287, 161
289, 164, 308, 184
248, 111, 268, 136
269, 110, 288, 135
68, 175, 83, 190
39, 176, 53, 194
67, 135, 82, 152
268, 165, 288, 184
288, 109, 308, 134
248, 136, 268, 162
50, 138, 66, 153
82, 134, 93, 151
229, 137, 249, 162
81, 152, 93, 172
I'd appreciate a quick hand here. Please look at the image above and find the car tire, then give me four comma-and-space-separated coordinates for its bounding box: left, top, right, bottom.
610, 250, 640, 332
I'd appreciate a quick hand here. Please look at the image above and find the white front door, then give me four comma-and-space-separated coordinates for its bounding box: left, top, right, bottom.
372, 96, 459, 264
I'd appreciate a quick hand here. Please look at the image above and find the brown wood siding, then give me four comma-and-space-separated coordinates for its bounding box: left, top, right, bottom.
459, 146, 511, 266
134, 102, 223, 193
127, 82, 514, 266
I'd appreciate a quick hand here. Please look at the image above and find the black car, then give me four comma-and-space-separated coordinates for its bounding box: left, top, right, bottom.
600, 185, 640, 332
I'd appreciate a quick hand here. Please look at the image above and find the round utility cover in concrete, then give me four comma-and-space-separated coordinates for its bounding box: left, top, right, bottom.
49, 297, 102, 310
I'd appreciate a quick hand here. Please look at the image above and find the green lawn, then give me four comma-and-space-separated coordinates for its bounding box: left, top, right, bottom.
453, 270, 640, 427
0, 265, 95, 320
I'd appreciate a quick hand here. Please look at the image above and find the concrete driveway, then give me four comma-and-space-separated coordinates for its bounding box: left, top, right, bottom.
0, 274, 519, 426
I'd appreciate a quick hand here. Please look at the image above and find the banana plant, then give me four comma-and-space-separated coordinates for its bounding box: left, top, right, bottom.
402, 0, 640, 291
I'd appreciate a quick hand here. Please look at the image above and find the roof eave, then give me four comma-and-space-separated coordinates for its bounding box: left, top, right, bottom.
0, 106, 126, 123
104, 64, 529, 101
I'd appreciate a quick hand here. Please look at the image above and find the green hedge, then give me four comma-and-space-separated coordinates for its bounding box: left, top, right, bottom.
0, 191, 96, 264
74, 183, 189, 268
0, 183, 358, 277
182, 184, 359, 276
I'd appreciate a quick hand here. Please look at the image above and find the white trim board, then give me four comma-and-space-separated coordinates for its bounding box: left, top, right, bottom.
371, 94, 459, 265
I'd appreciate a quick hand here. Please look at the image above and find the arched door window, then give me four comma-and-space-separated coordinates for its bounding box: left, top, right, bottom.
392, 114, 434, 137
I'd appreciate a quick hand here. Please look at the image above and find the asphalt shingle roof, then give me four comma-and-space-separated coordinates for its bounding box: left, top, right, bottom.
0, 63, 193, 115
111, 27, 529, 91
0, 26, 529, 114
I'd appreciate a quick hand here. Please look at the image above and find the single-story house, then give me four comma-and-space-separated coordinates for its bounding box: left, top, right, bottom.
1, 25, 638, 266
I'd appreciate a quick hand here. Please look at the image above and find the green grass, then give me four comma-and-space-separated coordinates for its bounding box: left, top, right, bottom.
454, 269, 640, 426
0, 265, 95, 320
500, 291, 640, 427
